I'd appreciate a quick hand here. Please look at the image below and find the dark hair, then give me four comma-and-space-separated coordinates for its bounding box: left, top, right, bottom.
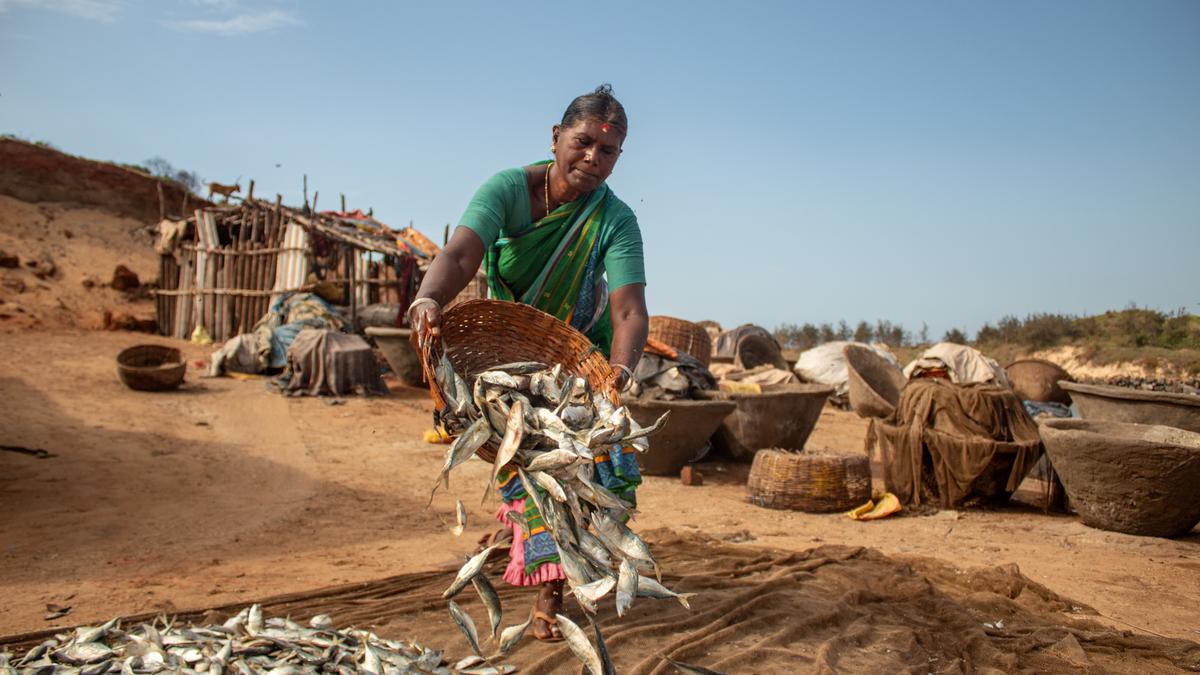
561, 84, 628, 134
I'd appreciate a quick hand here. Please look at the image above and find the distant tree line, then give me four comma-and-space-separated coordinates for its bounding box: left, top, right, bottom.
975, 307, 1199, 350
775, 307, 1199, 352
774, 320, 938, 351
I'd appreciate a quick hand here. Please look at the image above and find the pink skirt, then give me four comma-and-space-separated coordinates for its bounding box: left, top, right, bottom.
495, 498, 566, 587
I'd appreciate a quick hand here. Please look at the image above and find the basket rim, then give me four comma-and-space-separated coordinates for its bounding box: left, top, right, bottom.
419, 299, 619, 415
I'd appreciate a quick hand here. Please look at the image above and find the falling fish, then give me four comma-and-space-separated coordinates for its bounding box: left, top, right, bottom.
471, 572, 503, 640
616, 558, 638, 617
452, 499, 467, 537
443, 545, 499, 599
638, 576, 697, 609
496, 609, 534, 656
448, 600, 483, 658
590, 616, 618, 675
555, 613, 603, 675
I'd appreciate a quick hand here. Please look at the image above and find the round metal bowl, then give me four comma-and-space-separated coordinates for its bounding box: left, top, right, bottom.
117, 344, 186, 392
626, 398, 737, 476
1060, 381, 1200, 433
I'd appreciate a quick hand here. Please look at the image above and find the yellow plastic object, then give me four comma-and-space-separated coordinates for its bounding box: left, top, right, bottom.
846, 499, 875, 519
190, 325, 213, 345
423, 427, 453, 444
850, 493, 902, 521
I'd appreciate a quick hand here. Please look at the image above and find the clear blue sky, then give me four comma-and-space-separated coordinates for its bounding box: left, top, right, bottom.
3, 0, 1198, 339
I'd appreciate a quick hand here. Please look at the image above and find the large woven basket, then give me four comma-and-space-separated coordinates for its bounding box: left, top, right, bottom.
648, 315, 712, 366
419, 300, 617, 463
746, 449, 872, 512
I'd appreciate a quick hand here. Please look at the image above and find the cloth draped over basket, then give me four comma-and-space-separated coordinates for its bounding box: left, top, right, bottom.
867, 379, 1042, 508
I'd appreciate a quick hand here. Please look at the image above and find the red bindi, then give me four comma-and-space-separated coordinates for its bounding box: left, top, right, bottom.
601, 123, 610, 133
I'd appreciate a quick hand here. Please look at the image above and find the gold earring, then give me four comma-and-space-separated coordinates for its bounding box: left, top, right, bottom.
551, 144, 557, 153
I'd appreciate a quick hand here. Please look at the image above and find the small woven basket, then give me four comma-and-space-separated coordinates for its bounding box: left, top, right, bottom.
746, 449, 871, 512
116, 344, 186, 392
419, 299, 618, 463
648, 315, 712, 366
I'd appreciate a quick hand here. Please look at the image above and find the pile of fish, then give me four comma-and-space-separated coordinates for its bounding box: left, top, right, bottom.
0, 605, 511, 674
429, 356, 695, 673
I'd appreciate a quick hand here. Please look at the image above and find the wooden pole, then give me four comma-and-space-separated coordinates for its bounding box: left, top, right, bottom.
157, 181, 166, 221
349, 246, 358, 327
340, 193, 346, 213
247, 179, 255, 202
443, 223, 449, 246
303, 174, 309, 213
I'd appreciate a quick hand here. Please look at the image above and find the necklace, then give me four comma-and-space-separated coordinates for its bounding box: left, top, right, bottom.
544, 162, 554, 217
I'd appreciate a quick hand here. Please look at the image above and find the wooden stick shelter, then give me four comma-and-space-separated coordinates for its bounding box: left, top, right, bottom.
155, 199, 444, 342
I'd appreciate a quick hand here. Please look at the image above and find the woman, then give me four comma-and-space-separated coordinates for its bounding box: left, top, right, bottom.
408, 85, 649, 640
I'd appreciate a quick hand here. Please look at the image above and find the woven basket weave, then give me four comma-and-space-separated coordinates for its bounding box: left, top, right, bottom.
648, 315, 712, 366
746, 449, 872, 512
419, 299, 618, 463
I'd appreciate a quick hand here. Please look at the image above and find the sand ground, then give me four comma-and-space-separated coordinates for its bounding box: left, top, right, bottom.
1, 327, 1197, 647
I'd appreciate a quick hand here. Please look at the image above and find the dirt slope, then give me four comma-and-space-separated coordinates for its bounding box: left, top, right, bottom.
0, 194, 159, 330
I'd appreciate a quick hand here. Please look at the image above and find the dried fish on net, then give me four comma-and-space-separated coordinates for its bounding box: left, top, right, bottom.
425, 350, 692, 673
0, 604, 513, 674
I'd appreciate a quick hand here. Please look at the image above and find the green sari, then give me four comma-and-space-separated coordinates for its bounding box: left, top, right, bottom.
483, 161, 616, 354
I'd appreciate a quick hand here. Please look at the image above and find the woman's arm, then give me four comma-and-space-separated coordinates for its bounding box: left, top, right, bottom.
607, 282, 648, 390
408, 226, 485, 340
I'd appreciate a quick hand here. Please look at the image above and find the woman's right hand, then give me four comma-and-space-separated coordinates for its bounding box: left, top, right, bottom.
408, 297, 442, 347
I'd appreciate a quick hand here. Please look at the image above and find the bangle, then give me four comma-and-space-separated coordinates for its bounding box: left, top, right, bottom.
612, 363, 634, 387
408, 297, 439, 316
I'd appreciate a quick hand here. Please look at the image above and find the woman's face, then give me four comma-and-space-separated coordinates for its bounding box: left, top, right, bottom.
552, 119, 624, 193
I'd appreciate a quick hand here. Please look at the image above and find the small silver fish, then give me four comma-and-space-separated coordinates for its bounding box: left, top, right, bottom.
431, 417, 491, 501
478, 371, 519, 389
621, 411, 670, 443
471, 573, 503, 640
52, 642, 112, 665
573, 576, 617, 606
496, 610, 533, 656
524, 448, 581, 473
555, 613, 602, 675
616, 558, 638, 617
443, 545, 499, 599
485, 400, 526, 503
593, 511, 660, 581
530, 471, 567, 503
590, 616, 617, 675
576, 529, 614, 570
359, 642, 383, 675
638, 577, 697, 609
452, 500, 467, 537
453, 655, 485, 671
503, 509, 530, 539
246, 604, 263, 636
447, 600, 483, 658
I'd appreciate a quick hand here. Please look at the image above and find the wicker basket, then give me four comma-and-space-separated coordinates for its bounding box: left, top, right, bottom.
117, 344, 186, 392
648, 316, 712, 366
419, 299, 617, 463
746, 449, 872, 512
